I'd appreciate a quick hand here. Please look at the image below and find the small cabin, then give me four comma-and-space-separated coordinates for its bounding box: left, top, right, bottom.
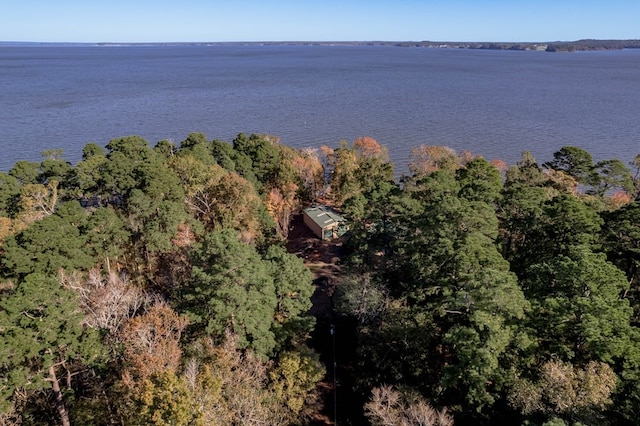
303, 206, 348, 240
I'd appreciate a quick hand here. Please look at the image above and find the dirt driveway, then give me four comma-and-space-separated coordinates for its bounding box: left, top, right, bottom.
286, 213, 345, 318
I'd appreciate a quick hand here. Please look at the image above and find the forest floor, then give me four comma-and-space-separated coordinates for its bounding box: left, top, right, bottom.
285, 213, 348, 425
285, 213, 344, 316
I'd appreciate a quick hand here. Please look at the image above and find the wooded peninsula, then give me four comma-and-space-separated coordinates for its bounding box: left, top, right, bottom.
2, 134, 640, 425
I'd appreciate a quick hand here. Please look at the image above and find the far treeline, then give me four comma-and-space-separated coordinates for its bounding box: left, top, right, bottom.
2, 133, 640, 425
9, 39, 640, 52
395, 39, 640, 51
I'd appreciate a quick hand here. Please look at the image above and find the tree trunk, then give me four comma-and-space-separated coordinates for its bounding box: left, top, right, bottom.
48, 365, 71, 426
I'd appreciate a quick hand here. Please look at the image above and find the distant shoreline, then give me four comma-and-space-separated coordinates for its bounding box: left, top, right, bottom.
2, 39, 640, 52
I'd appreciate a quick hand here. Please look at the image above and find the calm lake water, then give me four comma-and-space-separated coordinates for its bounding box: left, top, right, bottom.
1, 45, 639, 174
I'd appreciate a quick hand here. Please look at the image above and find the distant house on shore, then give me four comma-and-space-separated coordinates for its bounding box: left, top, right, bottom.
303, 206, 348, 240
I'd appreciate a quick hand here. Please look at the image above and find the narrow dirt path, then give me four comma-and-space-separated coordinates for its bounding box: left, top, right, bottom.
285, 213, 345, 425
285, 213, 344, 315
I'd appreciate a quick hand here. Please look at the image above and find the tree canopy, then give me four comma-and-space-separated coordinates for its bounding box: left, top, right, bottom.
1, 136, 640, 425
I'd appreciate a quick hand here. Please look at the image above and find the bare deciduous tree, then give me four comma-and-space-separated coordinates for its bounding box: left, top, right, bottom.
365, 385, 454, 426
60, 268, 151, 334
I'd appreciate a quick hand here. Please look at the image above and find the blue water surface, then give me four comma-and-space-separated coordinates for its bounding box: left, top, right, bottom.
1, 45, 639, 173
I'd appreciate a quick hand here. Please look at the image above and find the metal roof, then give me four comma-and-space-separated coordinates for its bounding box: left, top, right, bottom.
303, 205, 346, 228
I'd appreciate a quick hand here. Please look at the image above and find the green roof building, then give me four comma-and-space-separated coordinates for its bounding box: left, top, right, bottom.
303, 206, 348, 240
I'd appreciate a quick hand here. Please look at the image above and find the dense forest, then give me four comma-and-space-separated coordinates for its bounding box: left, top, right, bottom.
1, 133, 640, 425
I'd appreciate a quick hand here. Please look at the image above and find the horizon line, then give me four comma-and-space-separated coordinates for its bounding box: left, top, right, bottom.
3, 38, 639, 45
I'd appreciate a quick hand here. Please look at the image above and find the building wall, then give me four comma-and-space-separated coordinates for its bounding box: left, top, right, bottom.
303, 212, 325, 239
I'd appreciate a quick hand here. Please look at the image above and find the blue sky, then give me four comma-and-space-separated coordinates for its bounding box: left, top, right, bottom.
1, 0, 638, 43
